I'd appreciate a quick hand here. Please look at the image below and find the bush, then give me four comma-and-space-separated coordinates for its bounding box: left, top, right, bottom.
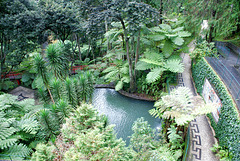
192, 58, 240, 160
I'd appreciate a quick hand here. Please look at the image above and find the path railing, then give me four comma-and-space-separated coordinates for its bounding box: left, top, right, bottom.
205, 55, 240, 109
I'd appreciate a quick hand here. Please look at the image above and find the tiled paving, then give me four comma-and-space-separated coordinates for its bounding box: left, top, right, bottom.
171, 41, 219, 161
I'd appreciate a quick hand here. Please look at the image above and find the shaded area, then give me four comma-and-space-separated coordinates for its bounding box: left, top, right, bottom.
8, 86, 39, 104
92, 88, 161, 145
206, 41, 240, 110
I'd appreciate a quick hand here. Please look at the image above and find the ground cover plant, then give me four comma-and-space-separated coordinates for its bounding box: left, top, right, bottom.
1, 0, 239, 160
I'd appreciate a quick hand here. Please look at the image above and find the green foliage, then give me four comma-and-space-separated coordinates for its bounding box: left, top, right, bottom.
189, 40, 217, 62
31, 143, 55, 161
0, 0, 40, 85
36, 109, 60, 139
103, 60, 130, 91
0, 79, 16, 91
192, 58, 240, 160
149, 87, 216, 126
167, 125, 184, 150
0, 94, 39, 159
130, 117, 157, 153
137, 75, 163, 98
130, 117, 182, 161
184, 0, 240, 40
46, 42, 69, 80
34, 54, 49, 87
147, 16, 191, 58
32, 104, 134, 160
136, 50, 184, 83
211, 143, 233, 161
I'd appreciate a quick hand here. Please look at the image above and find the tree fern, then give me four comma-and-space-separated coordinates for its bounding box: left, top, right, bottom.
102, 66, 118, 74
150, 87, 217, 126
165, 59, 184, 73
0, 138, 18, 149
6, 143, 32, 159
0, 124, 16, 141
115, 81, 124, 91
136, 61, 155, 71
17, 115, 39, 135
104, 70, 119, 81
146, 67, 165, 83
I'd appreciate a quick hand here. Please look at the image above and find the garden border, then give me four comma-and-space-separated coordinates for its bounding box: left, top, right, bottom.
192, 57, 240, 160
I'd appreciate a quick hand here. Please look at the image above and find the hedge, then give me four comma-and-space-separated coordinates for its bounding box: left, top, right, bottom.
192, 58, 240, 160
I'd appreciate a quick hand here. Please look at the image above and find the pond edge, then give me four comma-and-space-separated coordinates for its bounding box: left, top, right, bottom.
94, 84, 156, 102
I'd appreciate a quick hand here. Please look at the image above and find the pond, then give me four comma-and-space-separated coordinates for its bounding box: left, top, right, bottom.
92, 88, 161, 145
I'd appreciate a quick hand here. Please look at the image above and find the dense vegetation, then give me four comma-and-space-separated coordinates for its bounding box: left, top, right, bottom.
193, 57, 239, 160
0, 0, 239, 160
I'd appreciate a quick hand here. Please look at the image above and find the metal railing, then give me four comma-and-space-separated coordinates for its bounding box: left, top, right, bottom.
205, 55, 240, 110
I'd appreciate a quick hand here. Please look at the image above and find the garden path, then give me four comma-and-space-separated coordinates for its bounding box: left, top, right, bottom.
173, 41, 219, 161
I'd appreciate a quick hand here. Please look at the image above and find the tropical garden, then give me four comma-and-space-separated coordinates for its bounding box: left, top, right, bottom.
0, 0, 239, 160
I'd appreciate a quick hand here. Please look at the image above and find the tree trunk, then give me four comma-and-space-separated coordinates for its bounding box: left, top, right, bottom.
159, 0, 163, 24
47, 86, 55, 104
134, 31, 141, 85
105, 16, 111, 51
118, 17, 135, 92
208, 24, 214, 42
76, 34, 82, 61
126, 38, 135, 93
183, 126, 188, 140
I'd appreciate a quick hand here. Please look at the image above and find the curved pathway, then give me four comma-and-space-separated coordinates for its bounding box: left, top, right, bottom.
176, 42, 219, 161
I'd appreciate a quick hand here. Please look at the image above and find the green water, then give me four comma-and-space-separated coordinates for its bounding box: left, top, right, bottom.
93, 88, 161, 145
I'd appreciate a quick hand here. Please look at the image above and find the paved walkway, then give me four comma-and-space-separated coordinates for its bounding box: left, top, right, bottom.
171, 41, 219, 161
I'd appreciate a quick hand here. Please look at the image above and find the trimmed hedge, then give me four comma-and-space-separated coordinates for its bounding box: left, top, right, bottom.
192, 58, 240, 160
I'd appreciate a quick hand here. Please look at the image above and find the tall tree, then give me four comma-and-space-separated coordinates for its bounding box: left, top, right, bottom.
0, 0, 40, 83
183, 0, 240, 41
38, 0, 79, 43
91, 0, 158, 92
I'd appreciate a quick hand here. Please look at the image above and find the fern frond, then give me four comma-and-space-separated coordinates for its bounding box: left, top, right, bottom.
136, 61, 155, 70
121, 76, 130, 83
104, 70, 119, 81
120, 66, 128, 75
141, 58, 163, 66
6, 143, 32, 159
104, 28, 118, 38
0, 138, 18, 149
102, 66, 118, 74
144, 50, 164, 62
146, 68, 165, 83
168, 54, 182, 61
165, 59, 184, 73
115, 81, 123, 91
174, 114, 195, 126
17, 99, 35, 112
141, 37, 153, 46
17, 116, 39, 135
0, 125, 16, 140
149, 109, 162, 118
